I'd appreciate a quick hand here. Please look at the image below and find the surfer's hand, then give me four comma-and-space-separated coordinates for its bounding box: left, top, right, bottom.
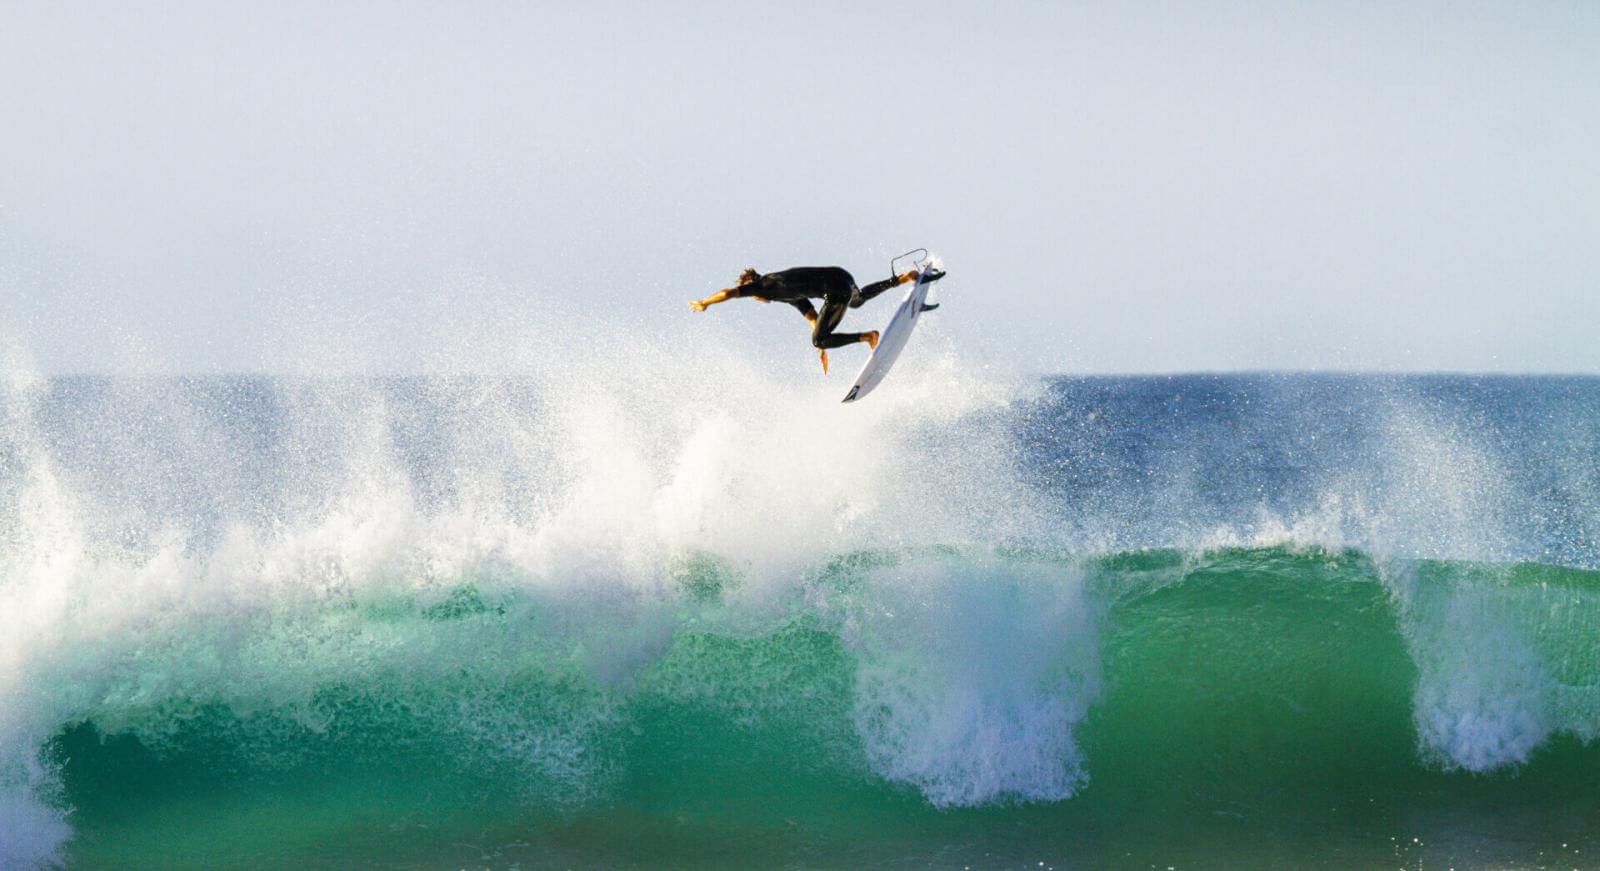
688, 300, 706, 312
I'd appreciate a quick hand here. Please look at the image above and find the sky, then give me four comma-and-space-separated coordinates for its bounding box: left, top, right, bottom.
2, 1, 1598, 375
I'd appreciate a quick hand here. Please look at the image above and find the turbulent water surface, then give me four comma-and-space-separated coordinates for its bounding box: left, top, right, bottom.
3, 358, 1600, 868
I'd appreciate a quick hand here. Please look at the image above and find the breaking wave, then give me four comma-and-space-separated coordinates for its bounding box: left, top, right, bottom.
3, 334, 1600, 867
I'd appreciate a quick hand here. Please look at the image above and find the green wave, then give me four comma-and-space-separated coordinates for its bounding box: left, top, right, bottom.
46, 546, 1600, 868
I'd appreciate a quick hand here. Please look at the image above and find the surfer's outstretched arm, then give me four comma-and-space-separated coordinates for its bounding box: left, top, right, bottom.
690, 268, 765, 313
688, 288, 737, 312
787, 299, 818, 324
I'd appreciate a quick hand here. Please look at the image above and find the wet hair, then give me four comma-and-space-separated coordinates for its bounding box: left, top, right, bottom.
736, 268, 760, 287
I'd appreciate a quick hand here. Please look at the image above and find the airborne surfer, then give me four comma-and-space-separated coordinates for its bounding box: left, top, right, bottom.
689, 264, 945, 373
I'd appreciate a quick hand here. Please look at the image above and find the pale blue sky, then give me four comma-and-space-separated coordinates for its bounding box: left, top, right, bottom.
3, 1, 1598, 374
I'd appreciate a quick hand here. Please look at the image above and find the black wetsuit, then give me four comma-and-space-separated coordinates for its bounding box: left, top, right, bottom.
731, 267, 903, 349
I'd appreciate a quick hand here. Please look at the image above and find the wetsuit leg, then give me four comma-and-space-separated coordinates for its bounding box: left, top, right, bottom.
812, 291, 867, 349
849, 276, 902, 308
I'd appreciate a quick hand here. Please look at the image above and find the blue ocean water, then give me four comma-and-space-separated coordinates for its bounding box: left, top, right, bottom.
3, 361, 1599, 868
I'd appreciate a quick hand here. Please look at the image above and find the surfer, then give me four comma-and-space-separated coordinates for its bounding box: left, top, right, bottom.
689, 265, 944, 373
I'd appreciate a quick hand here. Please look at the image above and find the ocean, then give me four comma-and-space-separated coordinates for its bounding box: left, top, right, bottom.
3, 357, 1599, 868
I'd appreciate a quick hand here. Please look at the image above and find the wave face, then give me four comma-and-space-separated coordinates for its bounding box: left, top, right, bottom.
3, 360, 1600, 868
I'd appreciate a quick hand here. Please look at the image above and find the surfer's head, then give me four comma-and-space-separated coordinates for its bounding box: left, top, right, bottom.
736, 268, 760, 287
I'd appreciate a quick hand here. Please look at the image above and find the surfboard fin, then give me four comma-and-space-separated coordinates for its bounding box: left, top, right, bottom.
919, 303, 940, 312
842, 386, 861, 403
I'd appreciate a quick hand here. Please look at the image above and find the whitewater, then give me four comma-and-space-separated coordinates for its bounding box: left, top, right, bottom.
3, 329, 1600, 868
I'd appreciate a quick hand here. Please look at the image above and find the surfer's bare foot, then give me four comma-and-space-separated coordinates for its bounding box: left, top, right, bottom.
863, 330, 880, 351
818, 348, 829, 375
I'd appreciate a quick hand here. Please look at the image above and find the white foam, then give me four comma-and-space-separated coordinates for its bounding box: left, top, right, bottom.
838, 555, 1103, 807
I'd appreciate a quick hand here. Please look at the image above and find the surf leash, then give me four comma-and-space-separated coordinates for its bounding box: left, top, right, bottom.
890, 247, 929, 281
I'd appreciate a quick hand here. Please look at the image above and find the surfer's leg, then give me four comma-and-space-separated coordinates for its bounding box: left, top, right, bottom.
848, 270, 919, 309
811, 296, 846, 373
811, 297, 854, 348
814, 327, 878, 350
811, 296, 879, 373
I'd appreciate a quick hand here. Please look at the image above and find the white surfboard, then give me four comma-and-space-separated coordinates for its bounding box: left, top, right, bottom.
841, 267, 940, 403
